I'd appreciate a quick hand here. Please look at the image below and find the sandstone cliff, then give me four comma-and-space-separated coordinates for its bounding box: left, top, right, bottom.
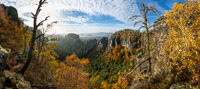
108, 29, 141, 50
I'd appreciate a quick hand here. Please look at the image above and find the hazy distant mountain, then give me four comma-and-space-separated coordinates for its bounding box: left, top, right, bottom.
46, 32, 113, 40
79, 32, 113, 39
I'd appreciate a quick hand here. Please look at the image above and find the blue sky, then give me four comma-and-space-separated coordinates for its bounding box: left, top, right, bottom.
0, 0, 184, 34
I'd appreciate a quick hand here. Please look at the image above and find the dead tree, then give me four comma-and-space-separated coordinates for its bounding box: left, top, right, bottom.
20, 0, 54, 75
129, 2, 160, 76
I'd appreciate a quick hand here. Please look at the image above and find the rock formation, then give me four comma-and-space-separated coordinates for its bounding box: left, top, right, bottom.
0, 70, 31, 89
129, 16, 200, 89
98, 37, 108, 50
65, 33, 80, 39
0, 45, 11, 73
108, 29, 141, 50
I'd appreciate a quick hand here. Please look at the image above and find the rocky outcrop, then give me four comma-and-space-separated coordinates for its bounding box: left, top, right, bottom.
65, 33, 80, 39
129, 16, 172, 89
170, 82, 200, 89
133, 16, 169, 76
0, 4, 8, 12
1, 70, 32, 89
108, 29, 141, 50
134, 53, 148, 74
151, 16, 169, 75
0, 45, 11, 73
98, 37, 108, 50
0, 4, 19, 25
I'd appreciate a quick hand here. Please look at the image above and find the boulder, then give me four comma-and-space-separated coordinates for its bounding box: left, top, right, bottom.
0, 45, 11, 73
3, 70, 32, 89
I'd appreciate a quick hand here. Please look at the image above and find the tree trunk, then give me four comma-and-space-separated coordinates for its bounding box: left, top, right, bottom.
142, 6, 151, 75
20, 17, 37, 75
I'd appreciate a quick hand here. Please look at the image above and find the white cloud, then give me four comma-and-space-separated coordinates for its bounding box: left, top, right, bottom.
62, 16, 90, 23
1, 0, 139, 23
48, 23, 137, 34
0, 0, 162, 34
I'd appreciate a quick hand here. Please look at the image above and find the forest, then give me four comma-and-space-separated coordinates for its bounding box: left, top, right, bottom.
0, 0, 199, 89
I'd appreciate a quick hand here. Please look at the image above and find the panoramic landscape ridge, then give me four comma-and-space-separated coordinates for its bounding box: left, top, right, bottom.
0, 0, 199, 89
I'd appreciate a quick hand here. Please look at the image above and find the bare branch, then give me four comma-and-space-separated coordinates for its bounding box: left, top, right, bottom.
36, 16, 50, 28
36, 34, 44, 39
37, 21, 58, 39
31, 12, 35, 17
134, 20, 144, 27
146, 5, 161, 17
141, 2, 146, 11
147, 20, 151, 26
138, 26, 146, 31
148, 25, 154, 29
129, 15, 143, 21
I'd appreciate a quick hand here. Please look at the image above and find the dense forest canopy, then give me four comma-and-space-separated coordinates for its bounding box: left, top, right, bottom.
54, 33, 97, 60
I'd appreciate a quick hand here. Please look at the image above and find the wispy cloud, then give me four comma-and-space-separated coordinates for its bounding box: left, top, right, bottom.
0, 0, 180, 34
3, 0, 139, 22
1, 0, 141, 34
62, 16, 90, 24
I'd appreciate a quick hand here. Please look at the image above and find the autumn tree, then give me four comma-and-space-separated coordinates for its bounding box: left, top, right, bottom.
0, 6, 24, 57
20, 0, 57, 75
129, 2, 160, 75
163, 0, 200, 86
55, 54, 90, 89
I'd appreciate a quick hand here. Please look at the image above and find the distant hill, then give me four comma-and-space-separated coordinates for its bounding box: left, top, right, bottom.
79, 32, 113, 40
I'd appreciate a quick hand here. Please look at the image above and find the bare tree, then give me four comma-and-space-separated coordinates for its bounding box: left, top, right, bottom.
20, 0, 57, 75
129, 2, 160, 75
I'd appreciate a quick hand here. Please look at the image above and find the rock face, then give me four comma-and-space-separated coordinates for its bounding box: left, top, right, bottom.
0, 4, 9, 12
108, 29, 141, 50
98, 37, 108, 50
134, 53, 148, 74
133, 16, 169, 76
129, 16, 172, 89
2, 70, 32, 89
0, 4, 19, 25
151, 16, 169, 75
170, 82, 200, 89
0, 45, 11, 73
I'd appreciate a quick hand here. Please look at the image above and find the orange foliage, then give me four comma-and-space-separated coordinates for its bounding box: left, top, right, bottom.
109, 45, 121, 60
133, 48, 137, 52
55, 54, 90, 89
0, 7, 24, 57
111, 76, 128, 89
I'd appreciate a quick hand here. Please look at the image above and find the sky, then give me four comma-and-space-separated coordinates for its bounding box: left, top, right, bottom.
0, 0, 184, 35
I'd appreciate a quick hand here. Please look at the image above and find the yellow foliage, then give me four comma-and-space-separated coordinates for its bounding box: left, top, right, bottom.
55, 54, 90, 89
101, 81, 110, 89
111, 76, 128, 89
39, 43, 59, 74
164, 1, 200, 85
90, 75, 100, 87
81, 58, 90, 66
